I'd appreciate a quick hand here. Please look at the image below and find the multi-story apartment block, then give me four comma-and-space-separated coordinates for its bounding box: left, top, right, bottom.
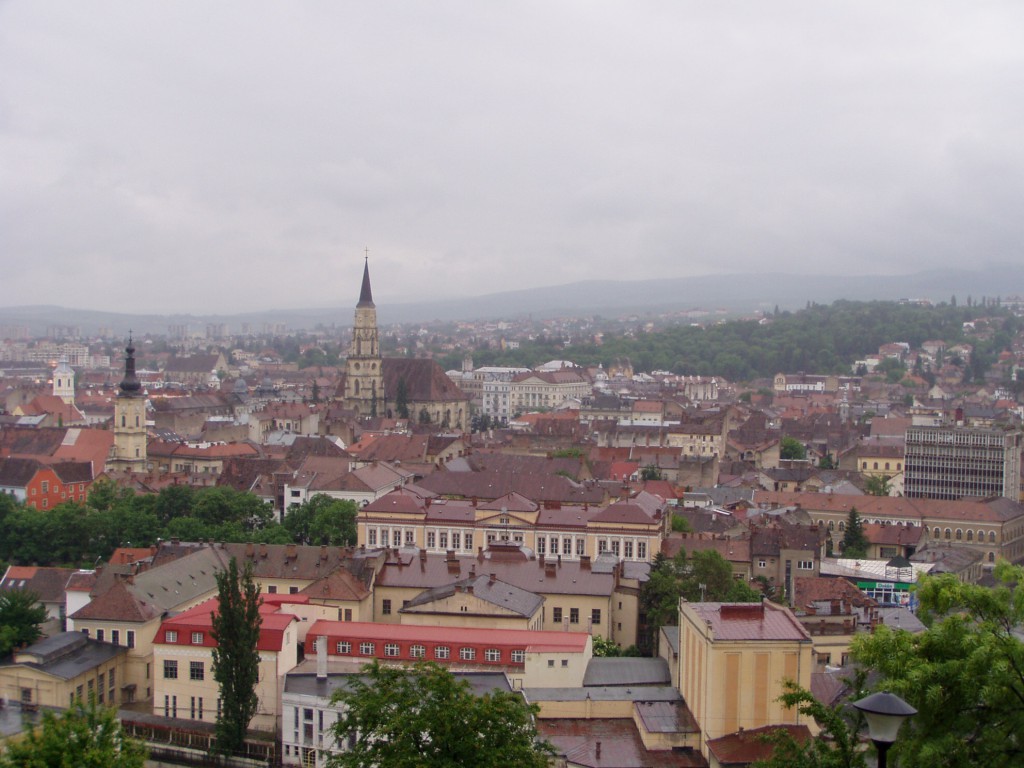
904, 425, 1023, 501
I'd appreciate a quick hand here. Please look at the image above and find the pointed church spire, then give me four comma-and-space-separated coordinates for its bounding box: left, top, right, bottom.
119, 334, 142, 396
357, 252, 375, 308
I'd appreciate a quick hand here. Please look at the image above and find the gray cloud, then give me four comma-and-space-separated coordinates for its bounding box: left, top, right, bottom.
1, 1, 1022, 314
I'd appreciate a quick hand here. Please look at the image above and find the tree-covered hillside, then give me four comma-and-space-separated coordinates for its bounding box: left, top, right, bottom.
455, 300, 1019, 381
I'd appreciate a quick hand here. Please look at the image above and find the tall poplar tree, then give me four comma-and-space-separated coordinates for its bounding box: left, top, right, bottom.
211, 557, 262, 755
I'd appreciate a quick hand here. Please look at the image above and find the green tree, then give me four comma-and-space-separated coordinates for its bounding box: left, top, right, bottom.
211, 557, 263, 755
283, 494, 357, 545
0, 697, 147, 768
818, 453, 836, 470
640, 550, 759, 651
863, 474, 890, 497
852, 562, 1024, 768
327, 662, 553, 768
839, 508, 869, 558
751, 678, 868, 768
780, 437, 807, 460
0, 589, 48, 657
640, 464, 663, 481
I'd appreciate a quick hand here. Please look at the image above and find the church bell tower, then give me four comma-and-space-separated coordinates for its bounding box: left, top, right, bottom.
108, 336, 148, 473
343, 256, 384, 417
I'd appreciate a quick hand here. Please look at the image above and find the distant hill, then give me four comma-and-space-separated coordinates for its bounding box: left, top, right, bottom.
0, 267, 1019, 336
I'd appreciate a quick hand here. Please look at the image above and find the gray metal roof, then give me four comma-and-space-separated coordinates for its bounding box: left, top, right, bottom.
583, 657, 671, 687
523, 685, 682, 703
3, 632, 125, 681
284, 671, 513, 700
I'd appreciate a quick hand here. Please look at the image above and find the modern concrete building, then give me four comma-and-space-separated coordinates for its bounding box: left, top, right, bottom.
904, 425, 1022, 502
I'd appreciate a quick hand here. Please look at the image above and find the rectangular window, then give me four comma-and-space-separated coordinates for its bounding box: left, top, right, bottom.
552, 607, 563, 624
410, 644, 425, 659
382, 599, 392, 615
359, 642, 375, 656
465, 533, 473, 550
426, 531, 436, 548
41, 480, 49, 493
758, 560, 767, 568
384, 643, 400, 657
485, 648, 501, 662
111, 630, 120, 645
536, 538, 546, 555
439, 532, 448, 549
576, 539, 586, 556
190, 661, 205, 681
96, 629, 104, 642
434, 645, 450, 660
405, 530, 415, 545
591, 609, 601, 625
624, 541, 634, 558
336, 641, 351, 654
611, 540, 620, 556
452, 532, 461, 550
163, 660, 178, 679
598, 539, 608, 554
368, 529, 377, 546
267, 585, 278, 594
459, 647, 476, 661
191, 632, 203, 644
393, 530, 402, 547
563, 538, 572, 555
549, 537, 558, 554
798, 560, 814, 570
344, 609, 353, 622
570, 608, 579, 624
289, 586, 299, 594
637, 541, 647, 559
511, 649, 525, 663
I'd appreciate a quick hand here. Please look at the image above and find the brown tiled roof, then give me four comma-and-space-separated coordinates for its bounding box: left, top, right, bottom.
382, 358, 469, 403
792, 576, 876, 610
417, 469, 605, 505
299, 567, 371, 602
663, 535, 751, 564
707, 724, 811, 765
0, 456, 42, 486
539, 718, 704, 767
0, 565, 76, 603
0, 427, 66, 458
755, 490, 1024, 524
686, 602, 812, 642
863, 523, 922, 546
70, 578, 161, 622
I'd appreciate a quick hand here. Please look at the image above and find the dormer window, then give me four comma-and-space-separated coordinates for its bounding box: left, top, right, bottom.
192, 632, 204, 644
165, 630, 178, 643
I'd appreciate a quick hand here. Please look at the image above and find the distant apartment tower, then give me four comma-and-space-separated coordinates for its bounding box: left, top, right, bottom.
904, 425, 1023, 501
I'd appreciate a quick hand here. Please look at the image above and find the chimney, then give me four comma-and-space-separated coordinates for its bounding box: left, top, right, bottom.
316, 635, 328, 681
245, 542, 255, 558
259, 543, 268, 558
580, 555, 591, 570
489, 573, 496, 585
320, 545, 327, 562
286, 543, 296, 560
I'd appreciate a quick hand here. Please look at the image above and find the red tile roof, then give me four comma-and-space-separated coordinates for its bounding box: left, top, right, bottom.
686, 601, 812, 642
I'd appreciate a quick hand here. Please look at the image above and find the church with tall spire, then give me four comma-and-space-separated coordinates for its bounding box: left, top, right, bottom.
107, 336, 148, 472
336, 256, 469, 431
341, 257, 385, 417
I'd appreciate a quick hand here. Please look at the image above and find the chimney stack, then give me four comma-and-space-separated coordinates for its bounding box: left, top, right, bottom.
316, 636, 328, 681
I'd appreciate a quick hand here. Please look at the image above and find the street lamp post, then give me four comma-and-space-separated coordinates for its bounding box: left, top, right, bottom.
852, 691, 917, 768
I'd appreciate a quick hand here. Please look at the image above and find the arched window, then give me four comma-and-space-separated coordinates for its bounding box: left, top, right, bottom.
967, 530, 973, 541
828, 520, 835, 530
989, 552, 996, 563
945, 528, 952, 540
989, 531, 997, 543
135, 415, 140, 427
839, 521, 846, 532
121, 414, 126, 427
955, 529, 962, 540
885, 462, 890, 470
933, 527, 941, 539
873, 462, 879, 470
978, 530, 985, 542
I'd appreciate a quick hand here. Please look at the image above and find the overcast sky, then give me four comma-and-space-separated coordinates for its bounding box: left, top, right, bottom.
2, 2, 1022, 315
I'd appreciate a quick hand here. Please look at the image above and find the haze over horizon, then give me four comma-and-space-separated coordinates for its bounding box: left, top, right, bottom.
3, 3, 1023, 315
